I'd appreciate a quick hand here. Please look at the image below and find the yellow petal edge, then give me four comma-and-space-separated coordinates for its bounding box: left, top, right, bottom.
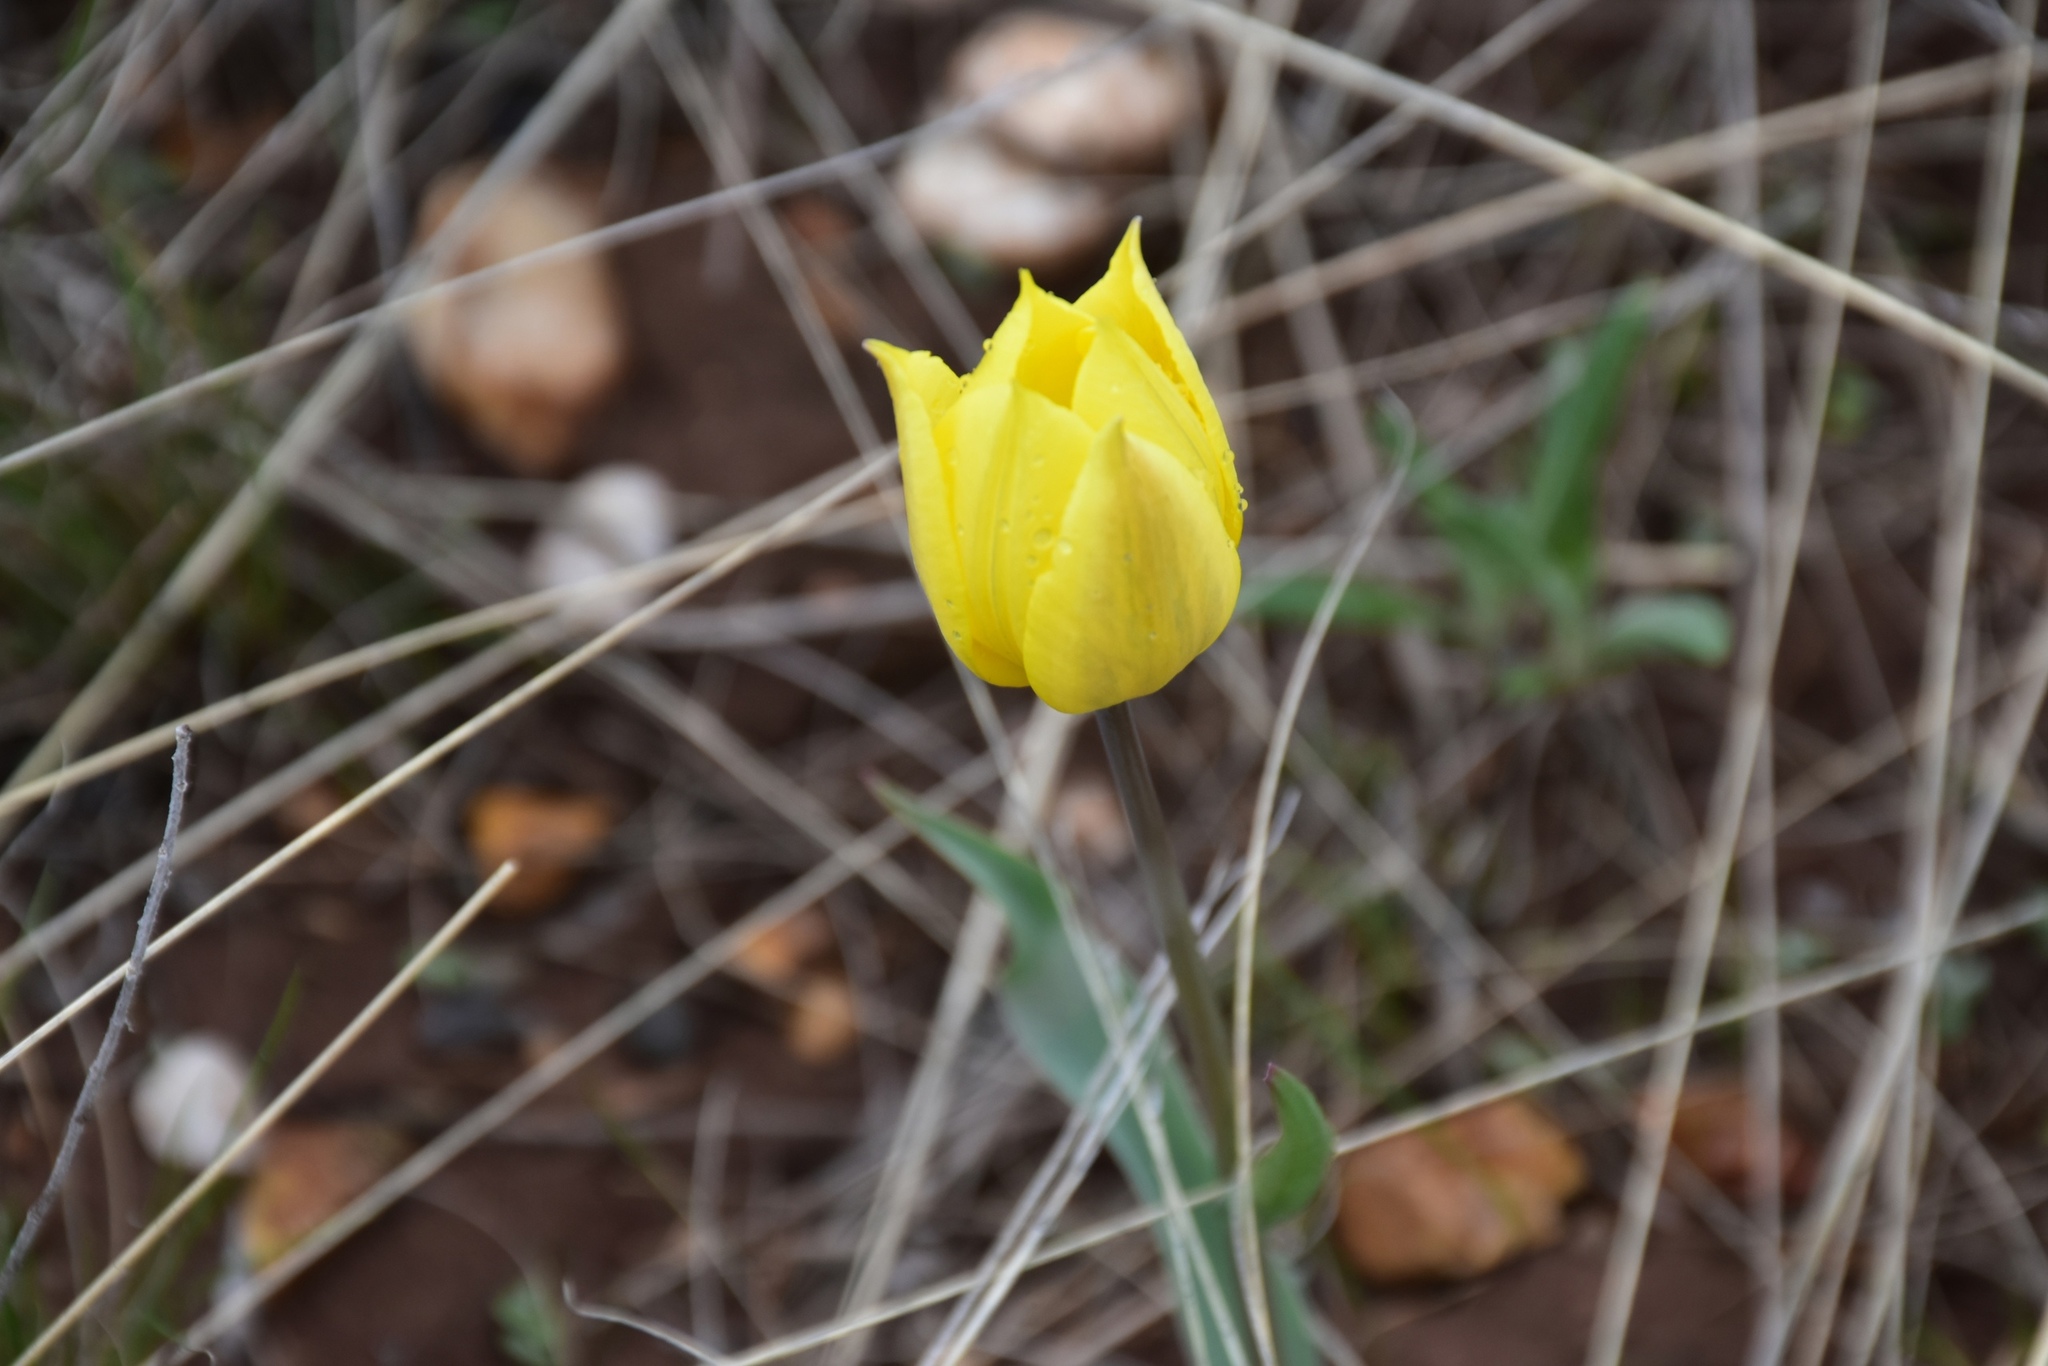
865, 340, 1027, 688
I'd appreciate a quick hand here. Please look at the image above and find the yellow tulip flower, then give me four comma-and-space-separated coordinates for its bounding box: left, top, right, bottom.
866, 222, 1244, 715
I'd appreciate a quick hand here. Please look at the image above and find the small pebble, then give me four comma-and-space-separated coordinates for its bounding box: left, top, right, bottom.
525, 464, 678, 628
785, 974, 859, 1065
464, 785, 617, 915
948, 11, 1201, 171
1335, 1096, 1586, 1283
404, 163, 625, 475
730, 906, 836, 987
132, 1034, 256, 1171
894, 128, 1113, 272
235, 1122, 408, 1269
560, 464, 674, 564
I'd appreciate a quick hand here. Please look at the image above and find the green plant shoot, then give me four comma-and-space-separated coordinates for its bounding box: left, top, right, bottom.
879, 785, 1323, 1366
1240, 287, 1733, 699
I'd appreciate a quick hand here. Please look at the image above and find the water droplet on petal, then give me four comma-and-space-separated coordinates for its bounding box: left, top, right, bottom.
1032, 529, 1052, 548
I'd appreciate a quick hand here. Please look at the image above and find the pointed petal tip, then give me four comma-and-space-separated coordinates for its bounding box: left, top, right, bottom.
864, 337, 908, 372
1085, 415, 1131, 478
1112, 219, 1151, 280
869, 342, 964, 413
1013, 270, 1053, 312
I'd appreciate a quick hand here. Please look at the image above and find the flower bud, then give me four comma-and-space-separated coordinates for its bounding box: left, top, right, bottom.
868, 222, 1242, 714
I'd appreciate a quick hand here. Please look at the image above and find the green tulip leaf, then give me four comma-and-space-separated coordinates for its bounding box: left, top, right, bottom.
873, 788, 1156, 1173
877, 784, 1322, 1366
1265, 1253, 1321, 1366
1596, 592, 1732, 669
1253, 1067, 1335, 1226
875, 785, 1307, 1365
1238, 576, 1436, 632
1527, 286, 1655, 590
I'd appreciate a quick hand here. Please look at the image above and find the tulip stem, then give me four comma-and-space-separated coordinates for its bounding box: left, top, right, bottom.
1096, 702, 1238, 1172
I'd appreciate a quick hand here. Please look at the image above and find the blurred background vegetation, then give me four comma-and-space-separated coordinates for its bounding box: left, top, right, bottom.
3, 0, 2048, 1363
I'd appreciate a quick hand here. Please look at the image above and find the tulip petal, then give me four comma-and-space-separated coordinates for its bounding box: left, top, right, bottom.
867, 340, 1026, 687
969, 272, 1096, 407
941, 379, 1097, 659
1075, 221, 1243, 543
1021, 421, 1240, 714
1070, 318, 1218, 507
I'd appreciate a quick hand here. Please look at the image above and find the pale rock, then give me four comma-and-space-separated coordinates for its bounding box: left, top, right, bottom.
404, 164, 625, 475
562, 463, 675, 562
895, 128, 1112, 272
1335, 1096, 1587, 1283
948, 11, 1200, 171
132, 1034, 256, 1171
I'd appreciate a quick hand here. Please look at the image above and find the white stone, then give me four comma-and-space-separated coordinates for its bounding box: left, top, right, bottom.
561, 464, 674, 564
948, 11, 1200, 171
132, 1034, 255, 1171
895, 128, 1113, 271
525, 463, 678, 627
